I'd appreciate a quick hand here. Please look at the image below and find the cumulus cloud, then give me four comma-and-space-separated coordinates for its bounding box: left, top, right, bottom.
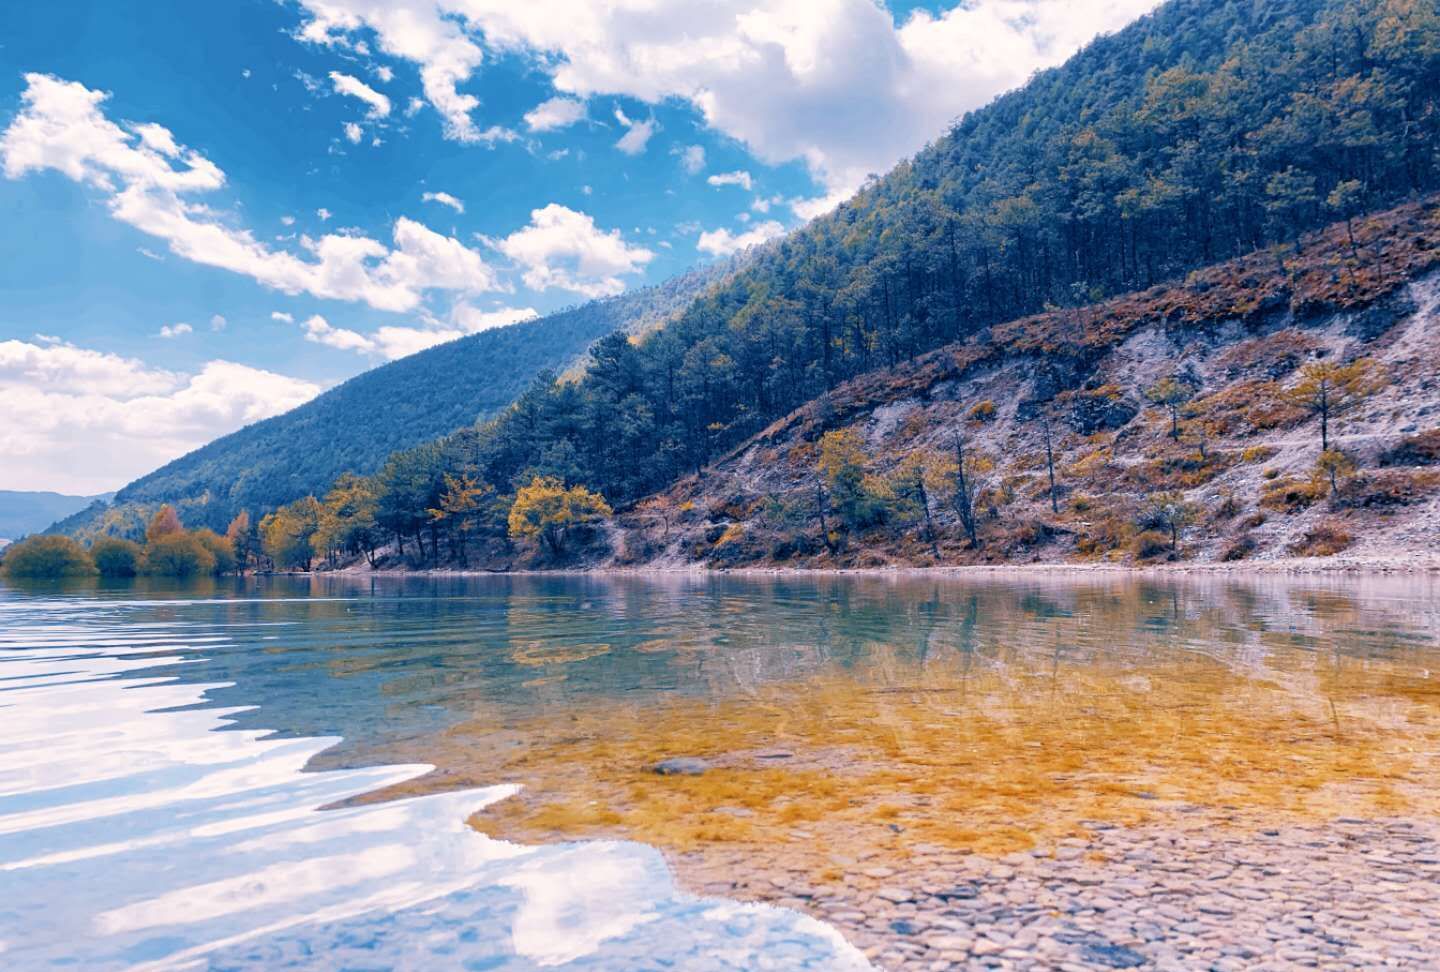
676, 144, 706, 175
612, 105, 655, 155
707, 170, 753, 191
422, 190, 465, 213
343, 121, 364, 144
496, 203, 653, 298
270, 310, 295, 323
0, 74, 500, 313
298, 305, 538, 360
329, 71, 391, 117
291, 0, 1159, 209
157, 323, 193, 339
0, 338, 319, 493
697, 219, 785, 256
298, 2, 483, 141
210, 314, 227, 332
524, 96, 586, 132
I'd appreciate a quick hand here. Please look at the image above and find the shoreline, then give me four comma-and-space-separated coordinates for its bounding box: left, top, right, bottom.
330, 554, 1440, 579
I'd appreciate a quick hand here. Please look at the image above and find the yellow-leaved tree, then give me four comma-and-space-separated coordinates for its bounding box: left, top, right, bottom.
507, 476, 611, 556
145, 504, 184, 543
1283, 358, 1386, 451
428, 473, 494, 567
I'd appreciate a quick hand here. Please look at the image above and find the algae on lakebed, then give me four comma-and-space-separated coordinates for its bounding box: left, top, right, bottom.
396, 644, 1440, 882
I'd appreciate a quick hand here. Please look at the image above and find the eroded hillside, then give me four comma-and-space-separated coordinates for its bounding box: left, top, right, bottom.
610, 200, 1440, 568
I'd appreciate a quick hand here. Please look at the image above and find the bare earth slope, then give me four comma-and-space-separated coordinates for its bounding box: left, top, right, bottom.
608, 199, 1440, 570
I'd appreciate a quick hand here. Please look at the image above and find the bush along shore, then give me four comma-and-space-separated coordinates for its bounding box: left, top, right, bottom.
1, 505, 235, 579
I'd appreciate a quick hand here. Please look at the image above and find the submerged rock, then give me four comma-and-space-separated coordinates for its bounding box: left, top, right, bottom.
651, 757, 710, 776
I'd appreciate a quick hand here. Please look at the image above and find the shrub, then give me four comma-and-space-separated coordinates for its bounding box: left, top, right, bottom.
1288, 522, 1354, 557
91, 537, 142, 577
1, 535, 95, 578
1334, 470, 1440, 509
1211, 490, 1243, 519
1260, 475, 1326, 512
1131, 530, 1173, 560
1380, 429, 1440, 467
143, 532, 217, 577
193, 529, 236, 574
968, 400, 998, 423
1241, 445, 1278, 464
1220, 535, 1257, 561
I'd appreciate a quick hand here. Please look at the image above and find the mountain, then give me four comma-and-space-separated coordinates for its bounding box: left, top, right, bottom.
50, 262, 734, 538
0, 490, 113, 541
380, 0, 1440, 513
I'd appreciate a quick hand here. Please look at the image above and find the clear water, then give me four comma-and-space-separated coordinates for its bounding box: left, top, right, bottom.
2, 572, 1438, 970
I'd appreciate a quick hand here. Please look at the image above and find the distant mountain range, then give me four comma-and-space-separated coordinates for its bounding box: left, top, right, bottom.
0, 490, 114, 541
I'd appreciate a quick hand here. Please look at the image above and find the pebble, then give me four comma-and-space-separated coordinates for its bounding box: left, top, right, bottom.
698, 814, 1440, 971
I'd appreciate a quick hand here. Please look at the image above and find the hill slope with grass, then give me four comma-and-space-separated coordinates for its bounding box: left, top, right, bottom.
611, 200, 1440, 568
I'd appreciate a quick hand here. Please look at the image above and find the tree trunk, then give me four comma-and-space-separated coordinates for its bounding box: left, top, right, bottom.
1043, 418, 1059, 514
952, 432, 979, 548
815, 483, 837, 554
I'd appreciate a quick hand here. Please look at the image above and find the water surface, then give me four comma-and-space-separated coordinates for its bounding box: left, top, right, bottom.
2, 572, 1438, 969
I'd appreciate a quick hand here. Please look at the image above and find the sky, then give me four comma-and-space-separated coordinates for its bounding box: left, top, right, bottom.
0, 0, 1160, 495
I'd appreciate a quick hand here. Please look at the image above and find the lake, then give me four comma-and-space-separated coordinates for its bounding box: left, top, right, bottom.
3, 572, 1439, 970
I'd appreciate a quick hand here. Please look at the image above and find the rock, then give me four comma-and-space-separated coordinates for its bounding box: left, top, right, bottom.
650, 757, 709, 776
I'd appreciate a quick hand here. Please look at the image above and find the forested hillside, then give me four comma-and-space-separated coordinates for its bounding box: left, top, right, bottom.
357, 0, 1440, 513
50, 263, 732, 537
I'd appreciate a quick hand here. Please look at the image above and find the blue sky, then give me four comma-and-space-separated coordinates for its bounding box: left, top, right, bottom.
0, 0, 1158, 493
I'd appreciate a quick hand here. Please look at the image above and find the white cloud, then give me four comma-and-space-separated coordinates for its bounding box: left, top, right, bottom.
271, 311, 295, 323
524, 96, 586, 132
301, 313, 376, 353
210, 314, 227, 332
316, 207, 333, 221
0, 75, 500, 314
612, 105, 655, 155
299, 2, 484, 141
374, 65, 395, 83
451, 304, 538, 333
0, 339, 319, 493
158, 323, 193, 339
329, 71, 392, 118
298, 305, 537, 360
280, 214, 296, 226
343, 121, 363, 143
292, 0, 1158, 209
404, 97, 425, 117
138, 246, 165, 261
422, 190, 465, 213
707, 170, 753, 191
496, 203, 653, 298
697, 219, 785, 256
476, 124, 521, 146
676, 144, 706, 175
